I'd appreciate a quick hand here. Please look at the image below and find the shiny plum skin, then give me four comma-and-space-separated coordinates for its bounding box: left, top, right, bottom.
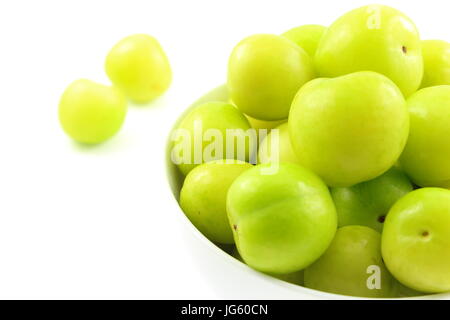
331, 168, 413, 232
399, 86, 450, 188
421, 40, 450, 88
173, 102, 252, 176
105, 34, 172, 103
227, 163, 337, 274
289, 71, 409, 187
228, 34, 314, 121
59, 79, 127, 144
315, 4, 423, 97
382, 188, 450, 293
180, 160, 253, 244
305, 226, 395, 298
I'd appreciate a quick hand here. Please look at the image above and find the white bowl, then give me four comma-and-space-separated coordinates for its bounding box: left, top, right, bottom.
165, 85, 448, 300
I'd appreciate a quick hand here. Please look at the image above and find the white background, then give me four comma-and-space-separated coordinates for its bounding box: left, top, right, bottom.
0, 0, 448, 299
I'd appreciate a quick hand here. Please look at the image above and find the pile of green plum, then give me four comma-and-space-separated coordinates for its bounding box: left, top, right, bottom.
175, 4, 450, 298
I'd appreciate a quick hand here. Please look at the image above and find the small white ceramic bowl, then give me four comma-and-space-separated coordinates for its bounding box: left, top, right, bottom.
165, 85, 448, 300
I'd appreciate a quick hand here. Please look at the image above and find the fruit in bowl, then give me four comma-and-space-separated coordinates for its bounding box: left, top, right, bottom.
171, 101, 254, 176
167, 84, 447, 299
167, 3, 450, 299
331, 168, 413, 232
304, 226, 395, 298
288, 71, 409, 187
315, 4, 423, 97
382, 188, 450, 293
399, 86, 450, 188
227, 34, 314, 121
227, 163, 337, 274
180, 160, 253, 244
421, 40, 450, 88
231, 247, 304, 286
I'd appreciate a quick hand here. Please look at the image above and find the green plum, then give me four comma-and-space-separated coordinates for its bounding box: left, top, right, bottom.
231, 247, 304, 286
58, 79, 127, 144
171, 102, 253, 176
180, 160, 253, 244
282, 24, 327, 57
399, 86, 450, 188
258, 122, 299, 165
289, 71, 409, 187
382, 188, 450, 293
331, 168, 413, 232
304, 226, 395, 298
227, 34, 314, 121
315, 4, 423, 97
227, 163, 337, 274
421, 40, 450, 88
105, 34, 172, 103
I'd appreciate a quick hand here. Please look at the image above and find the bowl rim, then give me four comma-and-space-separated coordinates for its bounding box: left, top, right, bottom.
164, 84, 448, 300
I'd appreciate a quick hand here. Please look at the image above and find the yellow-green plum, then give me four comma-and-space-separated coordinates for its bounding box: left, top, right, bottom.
231, 247, 304, 286
105, 34, 172, 103
180, 160, 253, 244
381, 188, 450, 293
171, 102, 253, 176
400, 86, 450, 188
258, 123, 299, 165
227, 34, 314, 121
304, 226, 395, 298
315, 5, 423, 97
421, 40, 450, 88
289, 71, 409, 187
282, 24, 327, 57
227, 163, 337, 274
331, 168, 413, 232
59, 79, 127, 144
